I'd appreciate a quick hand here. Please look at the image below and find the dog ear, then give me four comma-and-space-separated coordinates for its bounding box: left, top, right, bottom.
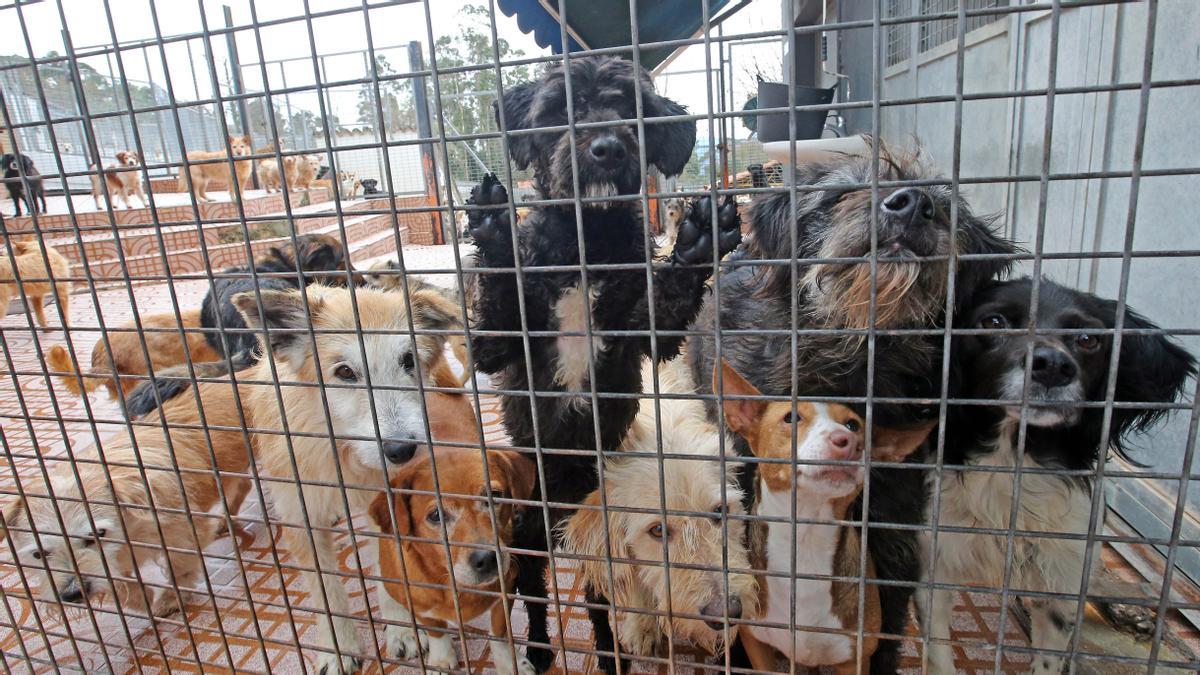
408, 288, 463, 331
232, 289, 322, 363
493, 81, 539, 170
115, 151, 127, 163
871, 422, 936, 462
644, 94, 696, 178
371, 474, 414, 536
0, 496, 26, 539
715, 359, 767, 442
297, 235, 343, 273
1106, 304, 1197, 445
493, 450, 536, 501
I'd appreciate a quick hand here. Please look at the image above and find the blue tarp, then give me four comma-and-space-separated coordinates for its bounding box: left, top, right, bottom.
497, 0, 733, 70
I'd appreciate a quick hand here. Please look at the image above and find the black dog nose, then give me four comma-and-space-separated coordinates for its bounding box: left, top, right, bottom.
701, 595, 743, 630
59, 586, 84, 603
382, 441, 419, 465
882, 188, 935, 227
468, 550, 498, 576
1031, 346, 1077, 388
588, 136, 627, 169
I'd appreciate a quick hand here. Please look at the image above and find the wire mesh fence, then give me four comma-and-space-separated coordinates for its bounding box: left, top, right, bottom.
0, 0, 1197, 674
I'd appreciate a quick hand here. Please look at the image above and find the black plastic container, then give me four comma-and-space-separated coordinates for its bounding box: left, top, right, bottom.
756, 81, 836, 143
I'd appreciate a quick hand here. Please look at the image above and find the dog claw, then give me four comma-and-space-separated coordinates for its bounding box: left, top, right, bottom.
467, 172, 513, 242
315, 654, 360, 675
673, 195, 741, 265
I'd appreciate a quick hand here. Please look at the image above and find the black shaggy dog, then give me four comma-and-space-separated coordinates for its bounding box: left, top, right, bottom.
921, 277, 1195, 674
688, 144, 1017, 673
3, 153, 47, 217
124, 232, 356, 417
467, 56, 741, 672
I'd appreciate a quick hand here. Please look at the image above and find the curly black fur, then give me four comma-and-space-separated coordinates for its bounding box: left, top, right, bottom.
687, 146, 1018, 673
469, 55, 738, 673
3, 153, 47, 217
124, 233, 355, 418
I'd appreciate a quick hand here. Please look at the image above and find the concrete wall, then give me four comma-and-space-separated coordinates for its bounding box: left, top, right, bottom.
837, 1, 1200, 574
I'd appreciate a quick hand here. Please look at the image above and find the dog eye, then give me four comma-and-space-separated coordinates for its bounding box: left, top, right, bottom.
1075, 334, 1100, 351
401, 352, 415, 373
844, 419, 861, 433
333, 365, 357, 381
980, 314, 1008, 330
711, 504, 727, 521
783, 411, 801, 424
426, 508, 444, 525
648, 522, 667, 540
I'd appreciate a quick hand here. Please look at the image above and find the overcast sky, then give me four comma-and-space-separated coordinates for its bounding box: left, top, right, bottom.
2, 0, 783, 140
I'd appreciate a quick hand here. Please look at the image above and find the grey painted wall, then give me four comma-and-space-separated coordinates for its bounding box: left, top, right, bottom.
836, 1, 1200, 576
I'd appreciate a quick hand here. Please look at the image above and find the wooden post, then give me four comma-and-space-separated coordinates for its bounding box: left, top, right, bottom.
408, 41, 443, 244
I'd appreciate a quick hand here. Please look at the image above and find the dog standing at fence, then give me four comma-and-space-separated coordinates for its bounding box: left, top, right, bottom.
235, 284, 465, 673
717, 359, 933, 674
467, 55, 742, 671
920, 278, 1196, 674
687, 143, 1017, 672
90, 150, 146, 210
0, 239, 71, 329
183, 135, 253, 202
3, 153, 47, 217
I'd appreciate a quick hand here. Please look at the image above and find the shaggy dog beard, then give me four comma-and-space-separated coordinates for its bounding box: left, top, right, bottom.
804, 256, 949, 330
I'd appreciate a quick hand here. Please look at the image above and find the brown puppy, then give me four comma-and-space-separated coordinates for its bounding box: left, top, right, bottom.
370, 445, 537, 673
718, 360, 932, 674
0, 239, 71, 328
257, 155, 298, 193
90, 151, 146, 210
184, 135, 253, 202
293, 154, 321, 191
1, 378, 252, 618
47, 308, 220, 400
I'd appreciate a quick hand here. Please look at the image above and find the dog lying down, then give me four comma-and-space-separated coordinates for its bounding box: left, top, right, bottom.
0, 373, 253, 618
561, 359, 756, 674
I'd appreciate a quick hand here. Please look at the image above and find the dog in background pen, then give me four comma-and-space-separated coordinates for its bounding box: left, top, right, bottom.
257, 155, 298, 193
687, 141, 1017, 673
3, 153, 47, 217
561, 359, 757, 674
90, 150, 146, 210
467, 55, 741, 671
183, 135, 253, 202
718, 359, 932, 674
0, 238, 71, 329
920, 277, 1195, 674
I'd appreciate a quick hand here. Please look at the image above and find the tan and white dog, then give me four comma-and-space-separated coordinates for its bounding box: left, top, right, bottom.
237, 284, 463, 673
0, 239, 72, 329
293, 154, 322, 191
561, 359, 757, 672
718, 360, 931, 674
90, 151, 146, 210
183, 135, 253, 202
1, 380, 252, 618
257, 155, 298, 193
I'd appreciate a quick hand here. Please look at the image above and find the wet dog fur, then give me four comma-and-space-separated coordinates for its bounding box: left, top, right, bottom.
687, 142, 1017, 672
467, 55, 742, 670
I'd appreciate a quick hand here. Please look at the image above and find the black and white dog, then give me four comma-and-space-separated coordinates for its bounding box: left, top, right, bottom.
687, 144, 1017, 672
467, 55, 740, 672
3, 153, 47, 217
920, 277, 1195, 674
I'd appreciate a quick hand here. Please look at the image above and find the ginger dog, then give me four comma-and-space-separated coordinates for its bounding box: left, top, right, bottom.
90, 151, 146, 210
369, 446, 537, 674
718, 360, 932, 674
238, 284, 462, 673
1, 379, 252, 618
0, 239, 71, 328
48, 308, 220, 400
184, 135, 252, 202
561, 359, 756, 674
293, 154, 321, 191
257, 155, 298, 193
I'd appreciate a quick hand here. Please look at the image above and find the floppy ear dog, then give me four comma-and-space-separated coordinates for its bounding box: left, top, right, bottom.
470, 55, 740, 671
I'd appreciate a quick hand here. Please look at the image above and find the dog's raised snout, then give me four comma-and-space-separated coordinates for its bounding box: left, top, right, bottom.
1031, 346, 1077, 388
827, 429, 860, 459
701, 594, 743, 630
588, 136, 627, 169
882, 187, 935, 227
468, 549, 499, 577
382, 440, 419, 465
57, 582, 86, 604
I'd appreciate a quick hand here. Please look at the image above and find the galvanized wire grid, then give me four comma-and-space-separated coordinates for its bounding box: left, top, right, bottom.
0, 0, 1196, 673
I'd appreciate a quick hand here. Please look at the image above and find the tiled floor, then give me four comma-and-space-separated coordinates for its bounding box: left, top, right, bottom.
0, 255, 1196, 673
